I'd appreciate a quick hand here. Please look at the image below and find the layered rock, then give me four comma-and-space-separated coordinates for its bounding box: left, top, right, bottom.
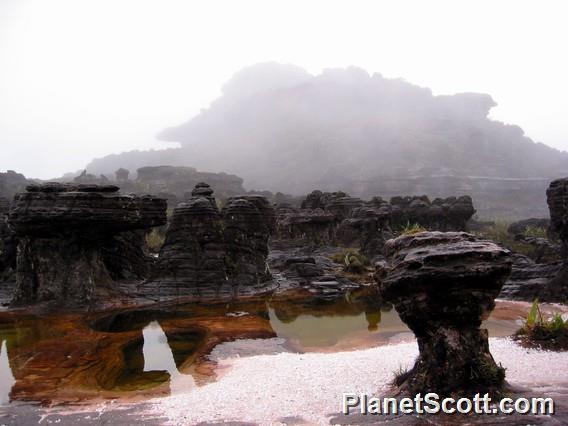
282, 190, 476, 255
0, 197, 16, 282
388, 195, 475, 230
275, 207, 336, 244
222, 198, 272, 285
499, 254, 562, 301
146, 184, 275, 299
545, 178, 568, 300
136, 166, 246, 202
8, 183, 167, 306
378, 231, 512, 396
148, 197, 228, 298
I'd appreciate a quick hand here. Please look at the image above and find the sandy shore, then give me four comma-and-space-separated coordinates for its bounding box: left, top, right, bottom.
147, 337, 568, 425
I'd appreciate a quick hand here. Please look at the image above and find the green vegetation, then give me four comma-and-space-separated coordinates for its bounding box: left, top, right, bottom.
523, 225, 547, 239
145, 228, 166, 253
400, 222, 427, 236
474, 220, 534, 256
393, 364, 410, 386
330, 249, 370, 274
515, 299, 568, 350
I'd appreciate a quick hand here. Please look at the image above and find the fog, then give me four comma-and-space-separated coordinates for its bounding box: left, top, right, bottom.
0, 0, 567, 179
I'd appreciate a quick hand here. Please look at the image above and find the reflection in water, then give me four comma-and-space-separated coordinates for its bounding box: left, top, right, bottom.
0, 340, 15, 405
142, 321, 196, 394
0, 295, 527, 404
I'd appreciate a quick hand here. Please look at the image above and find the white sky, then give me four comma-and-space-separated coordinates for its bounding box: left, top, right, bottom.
0, 0, 567, 179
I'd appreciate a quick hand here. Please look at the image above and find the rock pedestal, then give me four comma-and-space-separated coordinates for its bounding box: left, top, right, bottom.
378, 231, 512, 396
7, 183, 167, 306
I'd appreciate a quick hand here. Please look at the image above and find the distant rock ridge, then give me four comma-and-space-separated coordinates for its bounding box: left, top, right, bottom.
84, 63, 568, 218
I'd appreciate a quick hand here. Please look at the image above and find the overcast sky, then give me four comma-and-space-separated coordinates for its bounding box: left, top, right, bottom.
1, 0, 567, 179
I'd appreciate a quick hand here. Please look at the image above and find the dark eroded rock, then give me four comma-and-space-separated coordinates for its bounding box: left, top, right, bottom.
545, 178, 568, 300
145, 185, 275, 299
7, 184, 167, 307
378, 231, 512, 396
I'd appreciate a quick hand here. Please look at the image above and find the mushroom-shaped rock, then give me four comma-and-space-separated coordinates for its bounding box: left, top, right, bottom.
378, 231, 512, 396
8, 183, 167, 306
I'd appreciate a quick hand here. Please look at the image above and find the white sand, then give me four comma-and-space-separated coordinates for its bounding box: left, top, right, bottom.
147, 337, 568, 425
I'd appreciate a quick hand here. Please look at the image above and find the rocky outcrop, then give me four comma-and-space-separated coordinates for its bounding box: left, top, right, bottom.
280, 190, 476, 256
0, 197, 16, 282
507, 218, 550, 237
0, 170, 35, 200
275, 207, 336, 245
378, 231, 512, 396
545, 178, 568, 300
136, 166, 246, 202
7, 183, 167, 307
148, 197, 227, 298
268, 246, 362, 299
389, 195, 475, 230
499, 254, 563, 301
145, 184, 275, 299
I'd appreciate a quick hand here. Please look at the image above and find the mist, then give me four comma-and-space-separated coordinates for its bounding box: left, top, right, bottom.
1, 0, 568, 179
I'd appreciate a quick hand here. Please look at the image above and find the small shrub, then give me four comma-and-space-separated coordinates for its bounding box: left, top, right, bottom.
523, 225, 547, 239
393, 364, 410, 386
330, 249, 370, 274
400, 222, 427, 235
515, 299, 568, 350
145, 228, 166, 253
474, 220, 535, 256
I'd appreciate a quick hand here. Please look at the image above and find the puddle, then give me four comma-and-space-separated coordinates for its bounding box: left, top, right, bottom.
0, 293, 528, 405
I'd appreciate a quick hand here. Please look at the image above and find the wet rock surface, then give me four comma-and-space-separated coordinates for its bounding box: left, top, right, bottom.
268, 245, 362, 299
378, 231, 512, 396
144, 184, 275, 299
7, 184, 167, 307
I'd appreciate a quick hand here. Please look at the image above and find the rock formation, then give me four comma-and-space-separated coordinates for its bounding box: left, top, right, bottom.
115, 168, 130, 182
378, 231, 512, 396
7, 183, 167, 306
499, 254, 562, 301
545, 178, 568, 300
275, 207, 336, 245
136, 166, 246, 202
0, 197, 16, 282
148, 196, 228, 298
145, 184, 275, 299
276, 190, 475, 256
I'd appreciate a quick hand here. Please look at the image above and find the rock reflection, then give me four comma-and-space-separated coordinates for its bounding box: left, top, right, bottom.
0, 339, 16, 405
142, 321, 197, 394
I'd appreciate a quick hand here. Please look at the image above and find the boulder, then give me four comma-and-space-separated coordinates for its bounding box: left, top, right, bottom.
378, 231, 512, 396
